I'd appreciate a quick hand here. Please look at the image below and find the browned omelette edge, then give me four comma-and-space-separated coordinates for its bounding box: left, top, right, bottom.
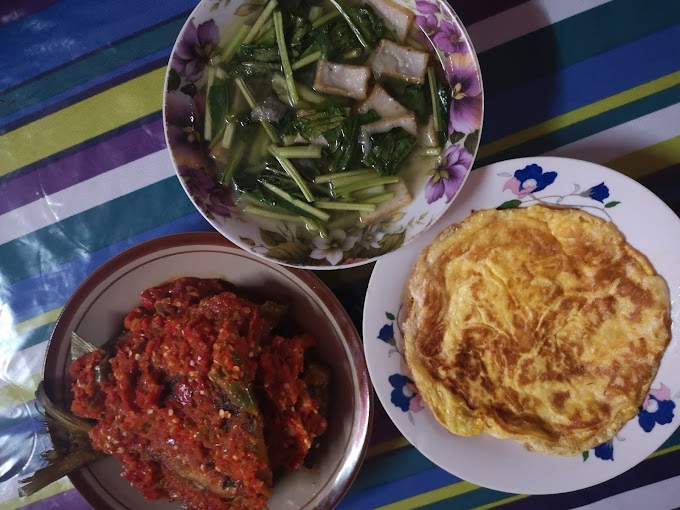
403, 206, 672, 456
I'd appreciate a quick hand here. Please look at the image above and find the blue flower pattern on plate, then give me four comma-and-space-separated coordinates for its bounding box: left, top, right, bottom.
378, 323, 395, 345
389, 374, 417, 412
594, 440, 614, 461
498, 163, 621, 215
639, 385, 676, 432
503, 164, 557, 198
580, 182, 610, 202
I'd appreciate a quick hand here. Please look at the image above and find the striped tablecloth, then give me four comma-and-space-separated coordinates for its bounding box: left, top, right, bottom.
1, 0, 679, 509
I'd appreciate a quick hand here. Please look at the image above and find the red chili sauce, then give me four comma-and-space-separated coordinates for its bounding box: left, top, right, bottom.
69, 278, 329, 510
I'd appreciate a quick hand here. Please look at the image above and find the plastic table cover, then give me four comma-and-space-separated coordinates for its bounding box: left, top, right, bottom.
1, 0, 680, 509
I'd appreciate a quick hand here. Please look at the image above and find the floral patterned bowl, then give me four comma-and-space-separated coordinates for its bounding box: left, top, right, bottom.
163, 0, 484, 269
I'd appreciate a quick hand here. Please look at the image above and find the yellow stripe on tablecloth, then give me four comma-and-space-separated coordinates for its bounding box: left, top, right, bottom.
648, 442, 680, 459
1, 478, 73, 510
0, 67, 165, 176
0, 374, 41, 409
472, 494, 528, 509
14, 307, 62, 335
375, 481, 478, 509
476, 70, 680, 162
605, 134, 680, 179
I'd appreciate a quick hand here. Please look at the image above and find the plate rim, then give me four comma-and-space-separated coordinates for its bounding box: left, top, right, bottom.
363, 156, 680, 494
43, 231, 373, 510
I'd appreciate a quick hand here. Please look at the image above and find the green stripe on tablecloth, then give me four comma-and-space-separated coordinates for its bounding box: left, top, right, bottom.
0, 177, 195, 285
474, 79, 680, 168
478, 0, 680, 97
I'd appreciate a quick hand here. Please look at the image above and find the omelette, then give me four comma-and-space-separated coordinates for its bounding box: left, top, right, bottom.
404, 205, 671, 455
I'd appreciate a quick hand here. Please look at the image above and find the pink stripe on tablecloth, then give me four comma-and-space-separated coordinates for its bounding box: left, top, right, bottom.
0, 117, 166, 216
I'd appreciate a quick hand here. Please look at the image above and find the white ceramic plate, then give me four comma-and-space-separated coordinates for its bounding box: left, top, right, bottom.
44, 233, 372, 510
363, 157, 680, 494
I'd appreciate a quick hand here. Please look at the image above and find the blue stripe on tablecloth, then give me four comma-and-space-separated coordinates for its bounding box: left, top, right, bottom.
0, 13, 186, 125
482, 22, 680, 143
3, 211, 212, 328
337, 467, 460, 510
0, 0, 197, 91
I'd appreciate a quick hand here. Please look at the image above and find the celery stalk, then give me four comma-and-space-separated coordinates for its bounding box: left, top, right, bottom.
334, 176, 400, 196
221, 122, 236, 150
363, 191, 394, 204
428, 67, 442, 135
244, 205, 305, 223
243, 0, 278, 45
305, 218, 329, 238
311, 10, 340, 29
219, 25, 250, 64
314, 201, 376, 212
262, 182, 330, 221
203, 67, 216, 141
315, 169, 377, 183
274, 11, 299, 106
269, 147, 315, 202
298, 82, 325, 104
274, 145, 322, 159
327, 212, 360, 230
235, 77, 279, 143
292, 51, 322, 71
220, 139, 247, 186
